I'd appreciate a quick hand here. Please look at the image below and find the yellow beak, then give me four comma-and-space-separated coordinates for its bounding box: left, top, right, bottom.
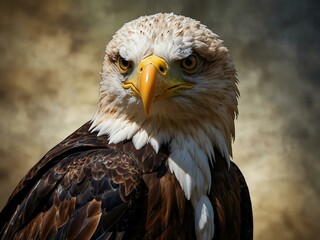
122, 55, 194, 117
138, 63, 158, 117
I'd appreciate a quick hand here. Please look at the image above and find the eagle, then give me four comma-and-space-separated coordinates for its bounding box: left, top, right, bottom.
0, 13, 253, 240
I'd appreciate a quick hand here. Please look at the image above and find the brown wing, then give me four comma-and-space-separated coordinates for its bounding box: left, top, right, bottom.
210, 151, 253, 240
5, 150, 137, 240
0, 122, 196, 240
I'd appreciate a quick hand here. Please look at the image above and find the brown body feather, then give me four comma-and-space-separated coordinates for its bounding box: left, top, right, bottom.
0, 122, 252, 239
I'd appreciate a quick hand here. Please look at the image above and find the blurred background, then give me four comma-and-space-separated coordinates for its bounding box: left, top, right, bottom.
0, 0, 319, 239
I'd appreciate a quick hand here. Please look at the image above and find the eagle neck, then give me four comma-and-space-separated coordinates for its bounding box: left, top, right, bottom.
90, 115, 231, 239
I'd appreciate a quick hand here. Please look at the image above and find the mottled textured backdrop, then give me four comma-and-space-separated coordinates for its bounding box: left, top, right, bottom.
0, 0, 319, 239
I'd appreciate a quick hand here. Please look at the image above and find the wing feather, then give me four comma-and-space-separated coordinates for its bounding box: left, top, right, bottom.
0, 123, 143, 239
210, 150, 253, 240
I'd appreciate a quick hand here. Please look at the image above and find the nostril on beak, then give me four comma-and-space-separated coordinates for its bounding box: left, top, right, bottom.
157, 62, 168, 75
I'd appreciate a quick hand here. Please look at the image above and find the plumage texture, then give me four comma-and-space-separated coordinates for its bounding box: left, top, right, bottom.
0, 13, 252, 239
0, 123, 252, 239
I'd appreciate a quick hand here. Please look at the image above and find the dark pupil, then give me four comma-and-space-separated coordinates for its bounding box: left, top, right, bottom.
185, 58, 193, 66
121, 59, 128, 67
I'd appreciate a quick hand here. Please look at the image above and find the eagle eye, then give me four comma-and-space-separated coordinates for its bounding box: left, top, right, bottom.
180, 54, 198, 74
118, 56, 133, 74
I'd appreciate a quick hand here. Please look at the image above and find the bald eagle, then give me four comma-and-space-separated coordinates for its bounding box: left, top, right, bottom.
0, 13, 253, 240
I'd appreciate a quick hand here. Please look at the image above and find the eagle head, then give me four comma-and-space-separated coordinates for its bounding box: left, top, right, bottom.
91, 13, 239, 155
